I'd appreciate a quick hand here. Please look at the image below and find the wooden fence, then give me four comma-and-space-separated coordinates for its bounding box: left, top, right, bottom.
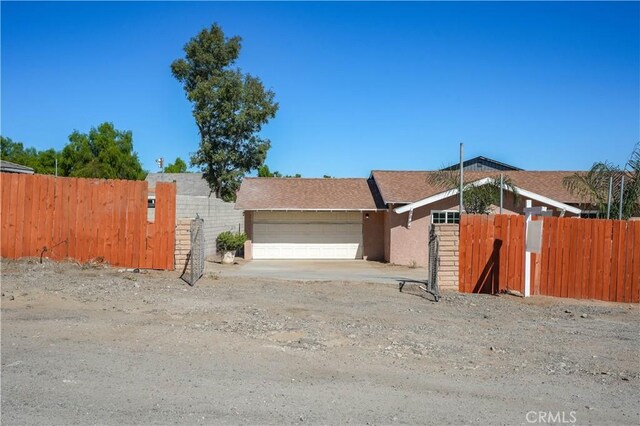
459, 214, 639, 303
0, 173, 176, 270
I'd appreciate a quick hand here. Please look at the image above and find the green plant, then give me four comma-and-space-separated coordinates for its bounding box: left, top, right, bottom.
216, 231, 247, 252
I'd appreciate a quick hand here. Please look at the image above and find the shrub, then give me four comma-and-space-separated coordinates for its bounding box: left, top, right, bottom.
216, 231, 247, 252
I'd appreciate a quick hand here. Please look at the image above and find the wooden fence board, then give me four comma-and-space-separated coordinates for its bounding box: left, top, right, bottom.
623, 221, 634, 303
459, 215, 467, 292
587, 219, 598, 299
631, 221, 640, 303
4, 174, 18, 258
0, 173, 175, 270
463, 216, 473, 292
459, 214, 637, 303
613, 221, 627, 301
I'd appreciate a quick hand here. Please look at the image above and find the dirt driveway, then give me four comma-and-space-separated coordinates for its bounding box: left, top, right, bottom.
1, 259, 638, 425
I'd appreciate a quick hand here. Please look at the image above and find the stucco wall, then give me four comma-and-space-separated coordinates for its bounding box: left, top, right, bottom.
387, 205, 430, 267
362, 211, 385, 261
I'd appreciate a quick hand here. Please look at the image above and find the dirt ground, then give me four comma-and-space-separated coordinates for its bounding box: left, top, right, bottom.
1, 259, 638, 425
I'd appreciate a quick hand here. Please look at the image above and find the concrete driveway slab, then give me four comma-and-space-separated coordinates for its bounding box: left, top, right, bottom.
207, 260, 428, 285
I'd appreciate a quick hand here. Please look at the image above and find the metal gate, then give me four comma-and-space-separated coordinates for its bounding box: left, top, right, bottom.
426, 226, 440, 301
398, 225, 440, 301
182, 216, 205, 286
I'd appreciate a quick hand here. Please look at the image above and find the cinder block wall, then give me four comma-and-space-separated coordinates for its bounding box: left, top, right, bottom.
175, 195, 244, 256
175, 218, 192, 271
432, 224, 460, 290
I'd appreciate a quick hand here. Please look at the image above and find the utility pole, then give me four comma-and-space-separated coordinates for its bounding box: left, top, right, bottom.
499, 173, 504, 214
618, 176, 625, 220
606, 176, 613, 219
156, 157, 164, 173
459, 143, 464, 215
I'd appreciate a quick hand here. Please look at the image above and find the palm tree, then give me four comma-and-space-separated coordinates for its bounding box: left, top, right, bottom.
563, 143, 640, 220
427, 170, 519, 214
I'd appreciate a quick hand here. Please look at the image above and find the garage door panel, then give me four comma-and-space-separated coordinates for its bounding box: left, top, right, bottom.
252, 213, 363, 259
253, 243, 362, 259
253, 223, 361, 244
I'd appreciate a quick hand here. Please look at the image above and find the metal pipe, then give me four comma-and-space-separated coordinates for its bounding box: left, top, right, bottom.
499, 173, 504, 214
606, 176, 613, 219
459, 143, 464, 215
618, 176, 625, 220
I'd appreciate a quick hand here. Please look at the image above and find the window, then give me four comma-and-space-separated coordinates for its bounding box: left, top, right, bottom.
432, 210, 460, 224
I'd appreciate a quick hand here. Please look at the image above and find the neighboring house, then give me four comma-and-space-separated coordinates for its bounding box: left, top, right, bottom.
236, 167, 593, 266
0, 160, 34, 174
440, 155, 523, 172
145, 173, 243, 256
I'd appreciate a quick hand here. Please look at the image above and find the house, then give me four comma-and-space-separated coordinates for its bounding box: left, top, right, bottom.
0, 160, 34, 174
145, 173, 243, 256
236, 167, 592, 266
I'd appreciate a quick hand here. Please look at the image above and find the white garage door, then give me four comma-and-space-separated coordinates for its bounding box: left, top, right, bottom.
252, 211, 363, 259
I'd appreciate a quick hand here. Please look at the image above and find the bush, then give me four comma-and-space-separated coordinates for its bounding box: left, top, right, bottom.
216, 231, 247, 252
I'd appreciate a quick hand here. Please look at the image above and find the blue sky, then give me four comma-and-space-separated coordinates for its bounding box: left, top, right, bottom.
2, 1, 639, 177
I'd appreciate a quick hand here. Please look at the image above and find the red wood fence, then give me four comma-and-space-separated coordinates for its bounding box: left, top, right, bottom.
459, 214, 639, 303
0, 173, 176, 270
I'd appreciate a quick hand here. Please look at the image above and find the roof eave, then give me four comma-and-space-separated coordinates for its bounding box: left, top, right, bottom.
393, 178, 581, 215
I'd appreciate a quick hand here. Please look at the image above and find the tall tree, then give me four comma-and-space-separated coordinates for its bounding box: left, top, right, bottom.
563, 143, 640, 219
171, 24, 278, 201
164, 157, 188, 173
60, 122, 146, 180
427, 170, 519, 214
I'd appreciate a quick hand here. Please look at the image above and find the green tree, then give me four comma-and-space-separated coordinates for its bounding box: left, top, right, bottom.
171, 24, 278, 201
164, 157, 188, 173
257, 164, 282, 177
1, 136, 60, 174
60, 122, 146, 180
427, 170, 519, 214
563, 143, 640, 219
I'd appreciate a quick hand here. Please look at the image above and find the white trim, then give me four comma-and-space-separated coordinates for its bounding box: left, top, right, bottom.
393, 178, 581, 215
515, 187, 581, 215
394, 178, 493, 214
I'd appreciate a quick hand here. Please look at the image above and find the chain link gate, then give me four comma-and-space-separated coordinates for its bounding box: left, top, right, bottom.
398, 226, 440, 301
181, 216, 205, 286
426, 226, 440, 301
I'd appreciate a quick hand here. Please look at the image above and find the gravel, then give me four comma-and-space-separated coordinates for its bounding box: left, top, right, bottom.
1, 258, 639, 425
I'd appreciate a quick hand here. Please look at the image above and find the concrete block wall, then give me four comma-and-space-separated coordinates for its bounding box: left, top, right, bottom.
433, 224, 460, 290
175, 195, 244, 256
175, 219, 192, 271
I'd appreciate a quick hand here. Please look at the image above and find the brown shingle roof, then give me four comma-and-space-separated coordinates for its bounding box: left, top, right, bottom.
371, 170, 590, 204
236, 178, 383, 210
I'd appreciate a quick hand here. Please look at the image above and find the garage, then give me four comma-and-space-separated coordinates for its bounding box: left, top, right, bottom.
252, 211, 363, 259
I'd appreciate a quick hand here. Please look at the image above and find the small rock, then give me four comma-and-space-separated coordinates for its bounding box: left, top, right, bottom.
581, 313, 588, 319
489, 346, 495, 351
564, 309, 572, 314
9, 295, 15, 301
299, 416, 304, 422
